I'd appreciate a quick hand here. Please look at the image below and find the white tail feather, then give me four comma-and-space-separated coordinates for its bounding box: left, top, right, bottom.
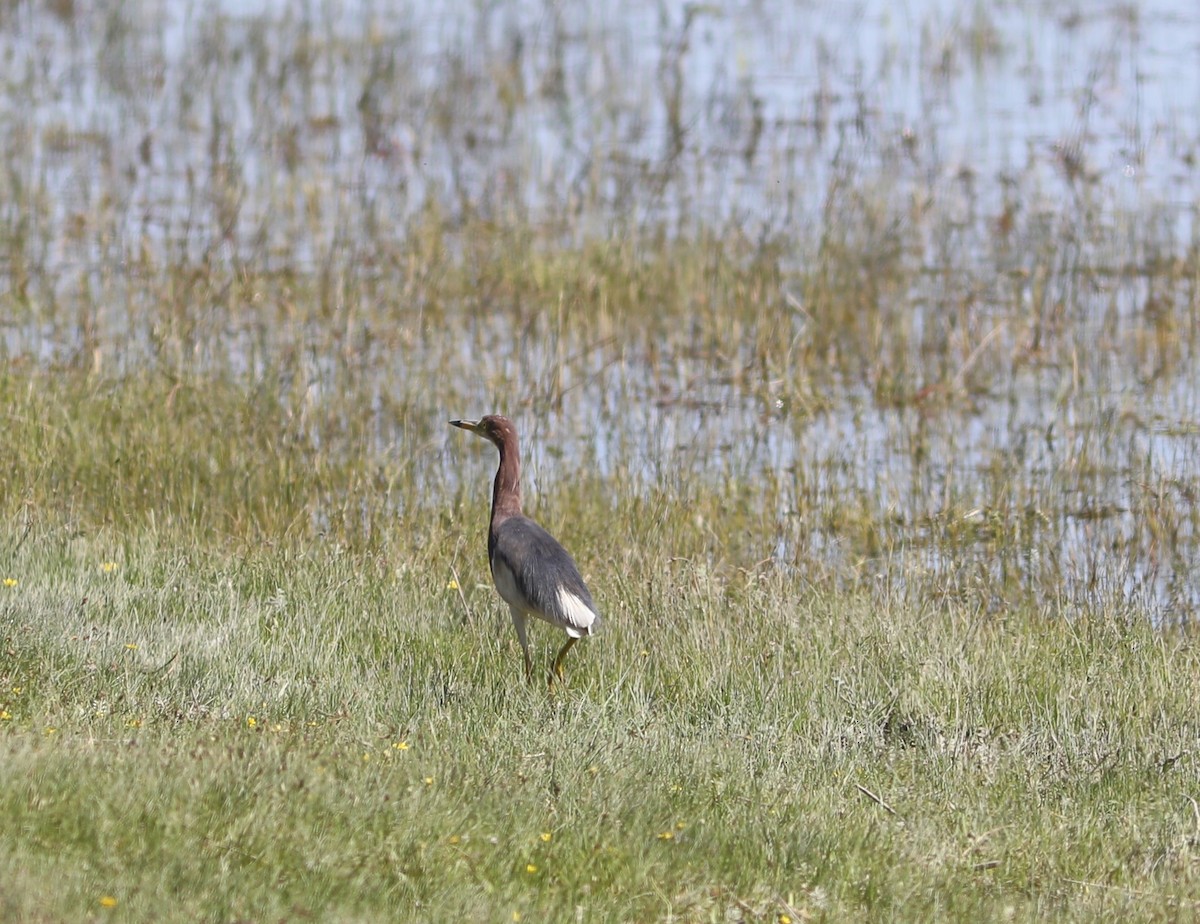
558, 588, 599, 637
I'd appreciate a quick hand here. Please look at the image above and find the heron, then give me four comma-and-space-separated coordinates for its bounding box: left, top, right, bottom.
449, 415, 601, 686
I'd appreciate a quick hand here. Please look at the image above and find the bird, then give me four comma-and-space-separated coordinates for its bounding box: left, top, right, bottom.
449, 415, 601, 686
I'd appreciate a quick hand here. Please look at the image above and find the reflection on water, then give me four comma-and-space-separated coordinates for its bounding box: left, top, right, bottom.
1, 0, 1198, 617
6, 0, 1198, 266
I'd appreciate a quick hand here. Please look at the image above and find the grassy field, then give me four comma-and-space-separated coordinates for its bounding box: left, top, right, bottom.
2, 369, 1200, 921
4, 1, 1200, 921
3, 505, 1200, 921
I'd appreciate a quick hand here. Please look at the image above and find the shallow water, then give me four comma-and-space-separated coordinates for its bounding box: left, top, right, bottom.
2, 0, 1198, 617
5, 0, 1198, 264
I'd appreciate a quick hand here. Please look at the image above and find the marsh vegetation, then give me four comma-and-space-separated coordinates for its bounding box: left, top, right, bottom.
2, 1, 1199, 920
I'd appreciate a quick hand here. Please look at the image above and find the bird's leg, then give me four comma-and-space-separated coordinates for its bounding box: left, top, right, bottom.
510, 607, 534, 684
549, 636, 578, 688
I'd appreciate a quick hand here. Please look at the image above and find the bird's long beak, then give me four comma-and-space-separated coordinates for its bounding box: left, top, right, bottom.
449, 418, 481, 433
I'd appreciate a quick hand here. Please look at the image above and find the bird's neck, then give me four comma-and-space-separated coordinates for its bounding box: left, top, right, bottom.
490, 443, 522, 526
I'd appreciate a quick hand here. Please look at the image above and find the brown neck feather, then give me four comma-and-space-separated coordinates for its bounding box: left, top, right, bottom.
490, 431, 522, 527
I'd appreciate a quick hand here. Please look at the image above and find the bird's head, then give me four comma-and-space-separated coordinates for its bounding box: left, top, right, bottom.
449, 414, 517, 450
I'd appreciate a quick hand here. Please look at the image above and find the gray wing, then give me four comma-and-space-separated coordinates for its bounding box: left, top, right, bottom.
490, 516, 600, 636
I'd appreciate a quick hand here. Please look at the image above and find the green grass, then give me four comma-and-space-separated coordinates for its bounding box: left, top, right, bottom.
3, 3, 1200, 919
2, 511, 1200, 921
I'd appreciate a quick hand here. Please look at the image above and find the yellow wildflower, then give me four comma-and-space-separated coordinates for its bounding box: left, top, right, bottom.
3, 578, 16, 588
446, 579, 459, 590
0, 710, 11, 721
525, 864, 538, 874
393, 741, 409, 751
539, 832, 552, 843
102, 562, 118, 573
99, 896, 118, 908
246, 716, 257, 728
656, 831, 674, 841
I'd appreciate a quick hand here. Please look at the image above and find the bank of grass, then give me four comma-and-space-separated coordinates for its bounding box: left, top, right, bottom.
2, 496, 1200, 921
1, 247, 1197, 921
